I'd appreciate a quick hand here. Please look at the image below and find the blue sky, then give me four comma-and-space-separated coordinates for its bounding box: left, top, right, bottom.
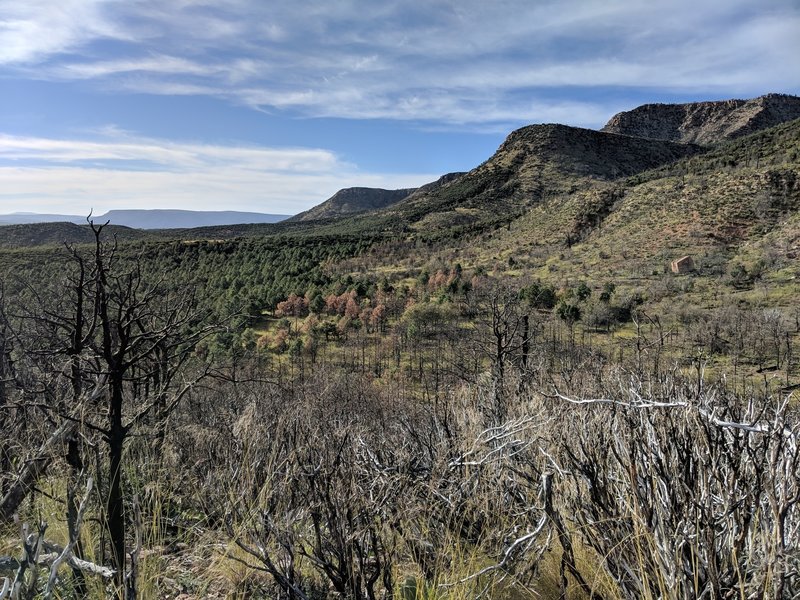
1, 0, 798, 216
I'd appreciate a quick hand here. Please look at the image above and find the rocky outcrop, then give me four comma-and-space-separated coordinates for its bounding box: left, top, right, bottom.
601, 94, 800, 145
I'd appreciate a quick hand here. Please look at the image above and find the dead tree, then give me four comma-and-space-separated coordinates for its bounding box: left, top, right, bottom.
227, 377, 403, 600
0, 478, 112, 599
0, 287, 14, 498
2, 222, 216, 597
469, 285, 532, 423
550, 372, 800, 599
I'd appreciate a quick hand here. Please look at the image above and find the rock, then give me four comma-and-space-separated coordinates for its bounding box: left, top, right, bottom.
601, 93, 800, 145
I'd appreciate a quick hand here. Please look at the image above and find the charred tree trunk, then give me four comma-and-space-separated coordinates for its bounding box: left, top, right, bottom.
66, 430, 87, 595
107, 375, 127, 594
0, 315, 9, 498
521, 314, 530, 370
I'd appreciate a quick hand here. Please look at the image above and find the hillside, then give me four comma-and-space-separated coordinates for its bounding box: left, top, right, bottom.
289, 186, 417, 222
379, 124, 703, 234
0, 221, 149, 248
601, 93, 800, 145
413, 117, 799, 304
313, 116, 799, 312
401, 171, 466, 196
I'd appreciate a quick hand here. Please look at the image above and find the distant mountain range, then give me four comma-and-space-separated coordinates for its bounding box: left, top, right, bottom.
0, 209, 289, 229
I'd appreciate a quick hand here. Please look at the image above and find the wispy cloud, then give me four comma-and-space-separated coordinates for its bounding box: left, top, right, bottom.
2, 0, 797, 127
0, 132, 438, 214
0, 0, 124, 64
0, 132, 340, 171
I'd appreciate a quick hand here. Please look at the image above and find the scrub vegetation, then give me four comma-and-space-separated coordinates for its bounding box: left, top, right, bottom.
1, 101, 799, 599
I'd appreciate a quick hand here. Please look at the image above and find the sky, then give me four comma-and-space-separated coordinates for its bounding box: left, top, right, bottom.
0, 0, 798, 216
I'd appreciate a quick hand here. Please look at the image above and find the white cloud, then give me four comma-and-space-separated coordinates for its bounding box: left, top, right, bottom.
0, 132, 340, 171
0, 0, 124, 64
0, 133, 438, 214
1, 0, 798, 126
54, 55, 228, 79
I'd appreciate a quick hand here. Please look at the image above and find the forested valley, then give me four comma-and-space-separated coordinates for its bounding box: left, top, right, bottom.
1, 104, 799, 599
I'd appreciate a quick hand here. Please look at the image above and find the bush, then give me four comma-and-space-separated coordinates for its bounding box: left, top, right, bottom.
520, 280, 557, 310
556, 301, 581, 325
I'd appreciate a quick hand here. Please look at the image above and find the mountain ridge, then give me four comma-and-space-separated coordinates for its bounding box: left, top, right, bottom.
601, 93, 800, 145
375, 123, 704, 234
486, 117, 800, 271
287, 94, 800, 235
4, 94, 799, 263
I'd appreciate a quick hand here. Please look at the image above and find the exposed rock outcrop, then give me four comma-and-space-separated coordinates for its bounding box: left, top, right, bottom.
601, 93, 800, 145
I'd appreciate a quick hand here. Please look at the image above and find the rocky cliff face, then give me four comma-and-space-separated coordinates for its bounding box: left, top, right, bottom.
601, 94, 800, 145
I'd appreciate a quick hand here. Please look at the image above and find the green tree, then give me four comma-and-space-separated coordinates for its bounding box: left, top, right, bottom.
575, 281, 592, 302
309, 291, 326, 314
599, 282, 616, 302
520, 280, 556, 310
557, 301, 581, 326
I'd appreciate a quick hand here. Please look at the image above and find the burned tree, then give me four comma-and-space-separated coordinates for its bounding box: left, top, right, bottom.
1, 221, 216, 597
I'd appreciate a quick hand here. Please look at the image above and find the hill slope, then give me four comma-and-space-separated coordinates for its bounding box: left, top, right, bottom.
601, 93, 800, 145
290, 187, 417, 222
0, 222, 149, 248
472, 117, 800, 284
380, 124, 702, 234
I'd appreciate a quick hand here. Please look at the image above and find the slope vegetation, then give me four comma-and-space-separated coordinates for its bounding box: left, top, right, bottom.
0, 222, 148, 248
465, 117, 800, 294
380, 124, 702, 234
